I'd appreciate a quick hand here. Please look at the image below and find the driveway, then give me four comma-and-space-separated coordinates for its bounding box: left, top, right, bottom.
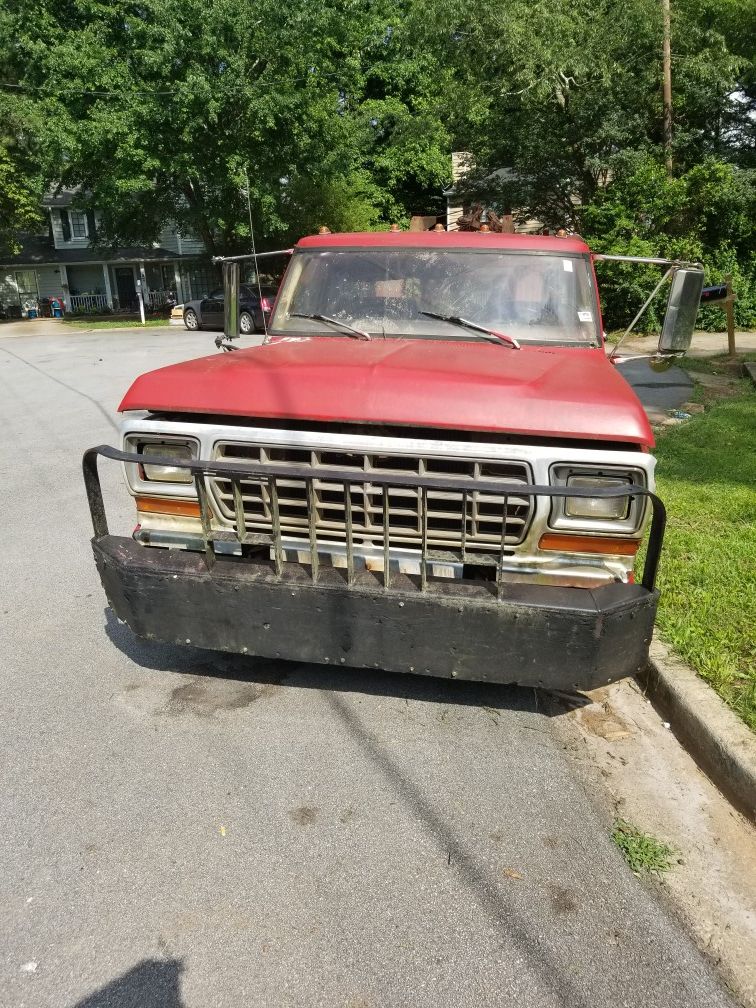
0, 328, 735, 1008
614, 357, 695, 417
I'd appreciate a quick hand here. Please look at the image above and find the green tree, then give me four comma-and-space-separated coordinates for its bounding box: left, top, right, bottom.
582, 153, 756, 329
2, 0, 363, 254
1, 0, 453, 253
0, 130, 43, 253
0, 5, 44, 251
413, 0, 753, 229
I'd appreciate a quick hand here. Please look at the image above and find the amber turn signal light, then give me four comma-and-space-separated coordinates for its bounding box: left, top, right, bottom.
135, 495, 202, 518
539, 533, 639, 556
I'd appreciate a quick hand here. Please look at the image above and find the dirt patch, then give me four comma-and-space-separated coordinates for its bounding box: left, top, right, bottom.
290, 805, 320, 826
164, 678, 273, 717
548, 885, 578, 914
694, 372, 736, 389
575, 703, 634, 742
117, 672, 281, 720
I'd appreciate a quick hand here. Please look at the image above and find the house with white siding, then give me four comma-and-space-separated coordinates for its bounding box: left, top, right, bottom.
0, 188, 217, 316
444, 153, 543, 234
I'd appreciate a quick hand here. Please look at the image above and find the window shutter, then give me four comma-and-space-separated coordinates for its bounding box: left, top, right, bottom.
86, 210, 96, 239
60, 209, 71, 242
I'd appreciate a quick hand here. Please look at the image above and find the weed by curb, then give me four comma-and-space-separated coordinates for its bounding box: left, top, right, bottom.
612, 820, 677, 875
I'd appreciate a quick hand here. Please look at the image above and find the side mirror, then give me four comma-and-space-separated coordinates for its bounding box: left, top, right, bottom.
658, 267, 704, 356
223, 261, 240, 340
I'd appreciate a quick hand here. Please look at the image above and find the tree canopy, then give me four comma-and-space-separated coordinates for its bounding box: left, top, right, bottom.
1, 0, 754, 323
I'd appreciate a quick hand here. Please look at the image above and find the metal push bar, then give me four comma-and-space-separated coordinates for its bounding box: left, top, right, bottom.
83, 445, 666, 594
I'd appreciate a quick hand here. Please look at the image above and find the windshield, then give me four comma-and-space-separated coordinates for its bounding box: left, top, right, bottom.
269, 248, 601, 346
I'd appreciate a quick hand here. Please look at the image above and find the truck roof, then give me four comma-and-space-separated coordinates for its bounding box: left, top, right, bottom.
296, 231, 592, 255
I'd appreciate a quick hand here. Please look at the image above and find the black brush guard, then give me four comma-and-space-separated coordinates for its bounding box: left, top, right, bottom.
84, 445, 665, 690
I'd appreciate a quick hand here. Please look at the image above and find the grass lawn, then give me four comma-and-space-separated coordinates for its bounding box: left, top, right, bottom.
652, 363, 756, 730
62, 317, 170, 329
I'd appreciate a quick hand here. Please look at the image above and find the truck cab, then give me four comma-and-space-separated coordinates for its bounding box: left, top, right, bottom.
85, 230, 702, 690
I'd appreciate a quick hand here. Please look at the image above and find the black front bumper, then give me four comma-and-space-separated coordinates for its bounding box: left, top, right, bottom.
93, 536, 658, 691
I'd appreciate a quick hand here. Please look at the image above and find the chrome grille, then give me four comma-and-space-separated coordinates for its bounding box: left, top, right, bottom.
209, 442, 533, 551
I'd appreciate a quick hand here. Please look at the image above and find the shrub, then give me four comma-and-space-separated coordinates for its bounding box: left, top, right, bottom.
582, 154, 756, 333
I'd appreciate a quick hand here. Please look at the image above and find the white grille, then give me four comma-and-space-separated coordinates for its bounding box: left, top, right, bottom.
209, 442, 533, 552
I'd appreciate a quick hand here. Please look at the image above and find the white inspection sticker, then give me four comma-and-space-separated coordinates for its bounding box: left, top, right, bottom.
578, 310, 593, 322
563, 259, 574, 272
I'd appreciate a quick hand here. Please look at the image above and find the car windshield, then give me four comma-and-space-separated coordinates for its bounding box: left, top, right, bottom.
270, 248, 601, 346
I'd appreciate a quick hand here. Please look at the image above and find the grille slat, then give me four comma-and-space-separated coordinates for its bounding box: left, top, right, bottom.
210, 442, 534, 549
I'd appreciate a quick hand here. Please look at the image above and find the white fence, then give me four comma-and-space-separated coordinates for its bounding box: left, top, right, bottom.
69, 294, 109, 312
68, 290, 174, 313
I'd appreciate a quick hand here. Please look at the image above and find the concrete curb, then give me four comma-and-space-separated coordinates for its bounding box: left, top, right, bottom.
638, 638, 756, 823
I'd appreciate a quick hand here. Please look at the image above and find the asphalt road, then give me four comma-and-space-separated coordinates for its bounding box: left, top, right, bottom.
0, 326, 735, 1008
614, 358, 694, 413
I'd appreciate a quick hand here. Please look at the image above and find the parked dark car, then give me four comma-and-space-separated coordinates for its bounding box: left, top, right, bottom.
183, 284, 278, 334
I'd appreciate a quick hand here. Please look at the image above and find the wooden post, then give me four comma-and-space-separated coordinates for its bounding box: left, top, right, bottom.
724, 273, 736, 358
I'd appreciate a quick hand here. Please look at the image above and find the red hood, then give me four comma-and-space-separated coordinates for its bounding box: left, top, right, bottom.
119, 337, 653, 445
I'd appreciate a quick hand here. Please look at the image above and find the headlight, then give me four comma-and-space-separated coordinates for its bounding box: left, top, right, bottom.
139, 441, 194, 483
565, 475, 630, 520
549, 463, 647, 534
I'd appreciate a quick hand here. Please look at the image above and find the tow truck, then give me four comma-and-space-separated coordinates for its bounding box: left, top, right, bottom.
84, 229, 705, 689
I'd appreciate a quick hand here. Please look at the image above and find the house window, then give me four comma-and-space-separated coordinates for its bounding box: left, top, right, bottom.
69, 211, 88, 238
180, 264, 221, 300
1, 269, 39, 312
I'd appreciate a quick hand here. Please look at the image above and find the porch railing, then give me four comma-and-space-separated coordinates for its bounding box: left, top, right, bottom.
69, 294, 109, 312
147, 289, 173, 307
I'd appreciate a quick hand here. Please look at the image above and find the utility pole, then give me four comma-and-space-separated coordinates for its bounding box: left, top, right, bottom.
662, 0, 673, 174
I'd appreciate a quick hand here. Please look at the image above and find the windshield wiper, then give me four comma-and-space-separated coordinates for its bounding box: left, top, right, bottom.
289, 312, 372, 341
420, 311, 520, 349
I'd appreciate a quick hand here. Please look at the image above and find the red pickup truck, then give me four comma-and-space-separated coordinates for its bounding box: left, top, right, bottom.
84, 230, 704, 690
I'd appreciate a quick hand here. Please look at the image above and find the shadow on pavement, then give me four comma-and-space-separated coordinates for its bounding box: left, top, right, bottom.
323, 690, 597, 1007
615, 357, 694, 411
103, 608, 580, 716
71, 958, 184, 1008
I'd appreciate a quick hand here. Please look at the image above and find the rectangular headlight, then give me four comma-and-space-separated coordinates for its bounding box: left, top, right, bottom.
140, 441, 194, 483
565, 475, 630, 520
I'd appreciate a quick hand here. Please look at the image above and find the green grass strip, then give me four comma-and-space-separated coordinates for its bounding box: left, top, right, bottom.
652, 388, 756, 731
62, 318, 170, 329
